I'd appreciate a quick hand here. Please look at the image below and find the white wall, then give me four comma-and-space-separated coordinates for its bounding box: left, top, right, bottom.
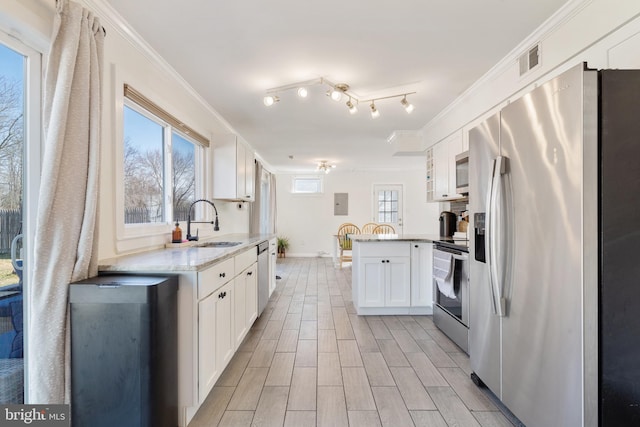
0, 0, 252, 261
276, 169, 441, 257
422, 0, 640, 149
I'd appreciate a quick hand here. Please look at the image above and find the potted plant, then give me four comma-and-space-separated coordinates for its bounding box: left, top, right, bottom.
277, 236, 290, 258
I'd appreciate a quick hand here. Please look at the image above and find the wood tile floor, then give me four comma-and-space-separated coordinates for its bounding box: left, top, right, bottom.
188, 258, 514, 427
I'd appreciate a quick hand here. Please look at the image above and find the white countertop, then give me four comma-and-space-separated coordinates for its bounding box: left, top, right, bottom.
350, 234, 441, 242
350, 234, 469, 250
98, 233, 275, 272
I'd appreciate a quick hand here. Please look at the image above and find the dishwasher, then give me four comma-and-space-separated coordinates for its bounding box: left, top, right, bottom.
257, 240, 269, 316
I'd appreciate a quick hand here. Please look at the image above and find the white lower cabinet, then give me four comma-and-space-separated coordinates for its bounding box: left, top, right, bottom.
410, 243, 433, 309
195, 246, 258, 407
269, 238, 277, 296
197, 289, 217, 403
214, 280, 234, 371
353, 241, 433, 315
198, 279, 233, 403
386, 257, 411, 306
359, 257, 410, 307
234, 263, 257, 348
233, 274, 246, 348
245, 264, 258, 326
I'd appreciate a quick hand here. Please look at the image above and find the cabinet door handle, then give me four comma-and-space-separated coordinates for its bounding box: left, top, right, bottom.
219, 272, 226, 278
247, 271, 253, 276
381, 260, 385, 264
415, 245, 419, 248
218, 292, 223, 299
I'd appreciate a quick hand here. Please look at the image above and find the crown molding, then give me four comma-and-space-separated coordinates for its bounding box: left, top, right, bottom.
422, 0, 592, 134
82, 0, 237, 135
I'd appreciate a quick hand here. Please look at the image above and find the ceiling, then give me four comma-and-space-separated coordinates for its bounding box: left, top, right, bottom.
104, 0, 568, 173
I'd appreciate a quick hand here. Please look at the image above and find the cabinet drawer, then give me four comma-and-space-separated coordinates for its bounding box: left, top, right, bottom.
235, 247, 257, 272
357, 242, 410, 257
198, 258, 235, 299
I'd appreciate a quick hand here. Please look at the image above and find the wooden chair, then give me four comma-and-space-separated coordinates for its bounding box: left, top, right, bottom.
361, 222, 378, 234
372, 224, 396, 234
337, 223, 360, 268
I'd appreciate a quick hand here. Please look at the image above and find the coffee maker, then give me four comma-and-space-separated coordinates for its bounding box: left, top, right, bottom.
439, 211, 457, 237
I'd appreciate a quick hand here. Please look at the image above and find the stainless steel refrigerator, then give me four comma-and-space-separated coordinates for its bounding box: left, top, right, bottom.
469, 63, 640, 427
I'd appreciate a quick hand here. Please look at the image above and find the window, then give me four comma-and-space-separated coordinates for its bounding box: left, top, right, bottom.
123, 100, 199, 225
292, 176, 323, 194
373, 184, 403, 233
377, 189, 399, 223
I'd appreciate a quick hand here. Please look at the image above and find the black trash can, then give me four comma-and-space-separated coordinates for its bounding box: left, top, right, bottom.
69, 274, 178, 427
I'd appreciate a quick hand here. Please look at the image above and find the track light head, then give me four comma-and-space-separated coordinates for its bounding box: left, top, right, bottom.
329, 89, 342, 101
328, 83, 349, 102
263, 95, 279, 106
297, 87, 308, 98
370, 101, 380, 119
401, 96, 414, 113
346, 98, 358, 114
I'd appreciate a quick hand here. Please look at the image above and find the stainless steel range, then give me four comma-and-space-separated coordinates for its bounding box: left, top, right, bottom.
432, 241, 469, 353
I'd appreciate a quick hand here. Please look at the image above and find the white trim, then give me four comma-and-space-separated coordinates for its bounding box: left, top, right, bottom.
83, 0, 237, 136
422, 0, 592, 137
0, 29, 43, 404
0, 2, 51, 54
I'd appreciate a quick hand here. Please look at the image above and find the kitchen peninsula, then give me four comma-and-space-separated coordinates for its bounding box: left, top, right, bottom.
350, 234, 441, 315
98, 233, 275, 427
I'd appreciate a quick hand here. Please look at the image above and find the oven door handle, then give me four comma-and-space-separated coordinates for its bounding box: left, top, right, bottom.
451, 253, 468, 261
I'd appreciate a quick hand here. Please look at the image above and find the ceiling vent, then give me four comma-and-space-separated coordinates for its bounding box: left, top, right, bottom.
519, 44, 540, 76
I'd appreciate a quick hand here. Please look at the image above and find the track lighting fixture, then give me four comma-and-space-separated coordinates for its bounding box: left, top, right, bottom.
317, 161, 336, 174
370, 101, 380, 119
263, 95, 279, 106
262, 77, 415, 118
401, 95, 414, 113
346, 97, 358, 114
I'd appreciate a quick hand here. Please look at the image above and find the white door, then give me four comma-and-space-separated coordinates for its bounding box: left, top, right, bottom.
385, 257, 411, 307
372, 184, 403, 234
359, 258, 386, 307
198, 292, 218, 403
0, 36, 41, 404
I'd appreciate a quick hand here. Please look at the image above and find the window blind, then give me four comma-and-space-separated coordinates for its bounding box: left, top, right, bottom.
124, 83, 209, 147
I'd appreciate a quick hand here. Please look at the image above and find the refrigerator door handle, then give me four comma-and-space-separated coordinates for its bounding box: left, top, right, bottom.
488, 156, 507, 317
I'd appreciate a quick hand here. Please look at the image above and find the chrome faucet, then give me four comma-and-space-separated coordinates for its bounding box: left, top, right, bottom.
186, 199, 220, 241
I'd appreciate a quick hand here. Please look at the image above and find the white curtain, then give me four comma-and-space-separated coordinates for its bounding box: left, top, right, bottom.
250, 161, 263, 234
28, 0, 104, 404
269, 173, 277, 234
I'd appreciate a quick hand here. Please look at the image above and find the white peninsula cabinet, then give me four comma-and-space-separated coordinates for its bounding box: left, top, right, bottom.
352, 239, 433, 315
212, 134, 255, 201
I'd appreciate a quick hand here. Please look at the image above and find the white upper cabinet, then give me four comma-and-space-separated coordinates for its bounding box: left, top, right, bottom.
213, 134, 255, 201
427, 130, 465, 202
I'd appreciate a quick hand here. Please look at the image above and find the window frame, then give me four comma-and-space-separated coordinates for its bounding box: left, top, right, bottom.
291, 175, 324, 195
0, 28, 43, 405
114, 73, 205, 250
122, 98, 203, 227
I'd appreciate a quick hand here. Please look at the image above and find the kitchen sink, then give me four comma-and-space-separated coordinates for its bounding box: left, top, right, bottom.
197, 241, 242, 248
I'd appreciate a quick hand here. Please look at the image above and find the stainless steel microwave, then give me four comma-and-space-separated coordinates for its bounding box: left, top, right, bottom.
455, 150, 469, 194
